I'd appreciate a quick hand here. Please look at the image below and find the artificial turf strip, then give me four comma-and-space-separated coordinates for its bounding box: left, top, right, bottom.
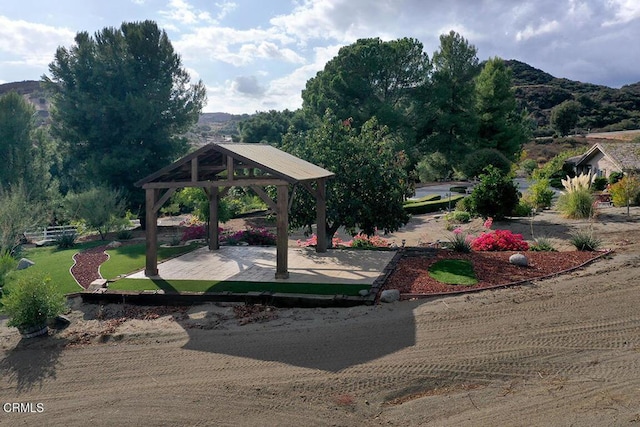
109, 278, 370, 296
9, 241, 107, 294
100, 243, 201, 280
428, 259, 478, 286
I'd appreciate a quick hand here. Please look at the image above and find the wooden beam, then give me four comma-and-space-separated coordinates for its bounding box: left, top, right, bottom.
315, 178, 327, 252
275, 185, 289, 279
142, 178, 290, 189
191, 158, 198, 182
249, 185, 277, 211
152, 188, 176, 213
145, 188, 159, 276
209, 186, 219, 250
227, 156, 234, 180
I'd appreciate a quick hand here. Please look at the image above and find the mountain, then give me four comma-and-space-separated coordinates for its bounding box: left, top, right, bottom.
506, 60, 640, 135
0, 80, 51, 125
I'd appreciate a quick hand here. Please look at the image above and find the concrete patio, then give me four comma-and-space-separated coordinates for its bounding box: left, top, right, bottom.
126, 246, 398, 285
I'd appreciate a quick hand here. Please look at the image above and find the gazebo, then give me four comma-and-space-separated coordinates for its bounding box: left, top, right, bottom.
134, 143, 334, 279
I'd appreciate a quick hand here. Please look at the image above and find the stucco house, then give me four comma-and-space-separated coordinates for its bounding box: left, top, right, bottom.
573, 141, 640, 178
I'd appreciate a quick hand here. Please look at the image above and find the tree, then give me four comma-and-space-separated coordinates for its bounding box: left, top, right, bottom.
423, 31, 480, 164
467, 165, 520, 220
550, 100, 581, 136
0, 184, 44, 255
0, 92, 58, 200
282, 111, 412, 244
475, 57, 530, 161
461, 148, 511, 179
42, 20, 206, 212
610, 174, 640, 215
301, 37, 430, 160
237, 109, 309, 146
64, 186, 126, 240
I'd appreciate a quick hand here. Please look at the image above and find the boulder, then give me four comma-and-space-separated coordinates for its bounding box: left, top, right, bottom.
16, 258, 35, 270
106, 241, 122, 248
509, 253, 528, 267
358, 289, 370, 297
380, 289, 400, 303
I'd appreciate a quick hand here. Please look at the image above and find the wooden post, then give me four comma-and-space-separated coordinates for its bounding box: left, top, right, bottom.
275, 184, 289, 279
145, 188, 159, 276
209, 186, 219, 250
315, 178, 327, 252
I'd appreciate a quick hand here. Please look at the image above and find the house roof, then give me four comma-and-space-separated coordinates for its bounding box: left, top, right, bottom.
575, 141, 640, 172
135, 142, 334, 187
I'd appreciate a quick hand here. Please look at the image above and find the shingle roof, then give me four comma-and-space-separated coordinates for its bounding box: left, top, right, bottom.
577, 141, 640, 172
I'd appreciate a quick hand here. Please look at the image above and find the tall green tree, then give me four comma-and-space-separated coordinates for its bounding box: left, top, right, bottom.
550, 100, 581, 136
301, 37, 430, 158
424, 31, 480, 163
237, 109, 309, 146
475, 57, 530, 161
282, 110, 412, 244
0, 91, 33, 187
42, 20, 206, 212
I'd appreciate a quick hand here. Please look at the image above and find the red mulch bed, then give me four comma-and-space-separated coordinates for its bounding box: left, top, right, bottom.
71, 245, 109, 289
385, 250, 609, 297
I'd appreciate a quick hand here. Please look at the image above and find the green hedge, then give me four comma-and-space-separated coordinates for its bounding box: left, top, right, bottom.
404, 195, 465, 215
404, 193, 441, 205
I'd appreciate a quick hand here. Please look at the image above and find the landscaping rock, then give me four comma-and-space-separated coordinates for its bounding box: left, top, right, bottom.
16, 258, 35, 270
509, 253, 528, 267
106, 241, 122, 248
358, 289, 370, 297
49, 315, 71, 329
380, 289, 400, 303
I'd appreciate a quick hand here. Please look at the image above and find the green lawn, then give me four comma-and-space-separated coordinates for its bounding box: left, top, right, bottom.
6, 241, 201, 295
428, 259, 478, 286
100, 242, 201, 279
110, 278, 370, 296
9, 241, 106, 294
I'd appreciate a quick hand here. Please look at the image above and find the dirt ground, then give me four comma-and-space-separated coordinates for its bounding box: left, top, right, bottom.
1, 207, 640, 426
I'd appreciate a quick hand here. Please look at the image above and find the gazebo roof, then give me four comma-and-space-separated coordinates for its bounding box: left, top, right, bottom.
135, 142, 334, 188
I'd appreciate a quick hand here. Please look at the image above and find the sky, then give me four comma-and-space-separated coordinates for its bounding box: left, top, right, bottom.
1, 0, 639, 114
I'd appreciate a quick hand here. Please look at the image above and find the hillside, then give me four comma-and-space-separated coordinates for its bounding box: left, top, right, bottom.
506, 60, 640, 135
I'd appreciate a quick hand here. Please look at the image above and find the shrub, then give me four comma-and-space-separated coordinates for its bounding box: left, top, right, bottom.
520, 158, 538, 177
556, 188, 595, 219
466, 166, 520, 220
461, 148, 512, 179
524, 178, 555, 210
609, 175, 640, 211
55, 232, 77, 249
403, 195, 465, 215
181, 223, 207, 241
608, 171, 623, 184
116, 229, 133, 240
0, 250, 17, 290
511, 200, 533, 217
592, 176, 608, 191
529, 237, 557, 252
2, 273, 66, 330
471, 230, 529, 251
64, 186, 127, 240
444, 210, 471, 225
569, 229, 601, 251
447, 228, 473, 253
222, 228, 276, 246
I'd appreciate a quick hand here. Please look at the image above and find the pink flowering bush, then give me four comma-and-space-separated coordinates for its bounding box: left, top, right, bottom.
221, 227, 276, 246
296, 233, 390, 249
181, 224, 224, 242
471, 229, 529, 251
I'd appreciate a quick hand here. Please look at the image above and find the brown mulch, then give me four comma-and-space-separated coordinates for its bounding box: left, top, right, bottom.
385, 250, 609, 297
71, 245, 109, 289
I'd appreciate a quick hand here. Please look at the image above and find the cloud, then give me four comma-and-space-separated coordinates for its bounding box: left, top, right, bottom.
173, 26, 297, 66
603, 0, 640, 26
0, 15, 75, 69
231, 75, 266, 97
215, 1, 237, 21
515, 19, 560, 41
159, 0, 216, 26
